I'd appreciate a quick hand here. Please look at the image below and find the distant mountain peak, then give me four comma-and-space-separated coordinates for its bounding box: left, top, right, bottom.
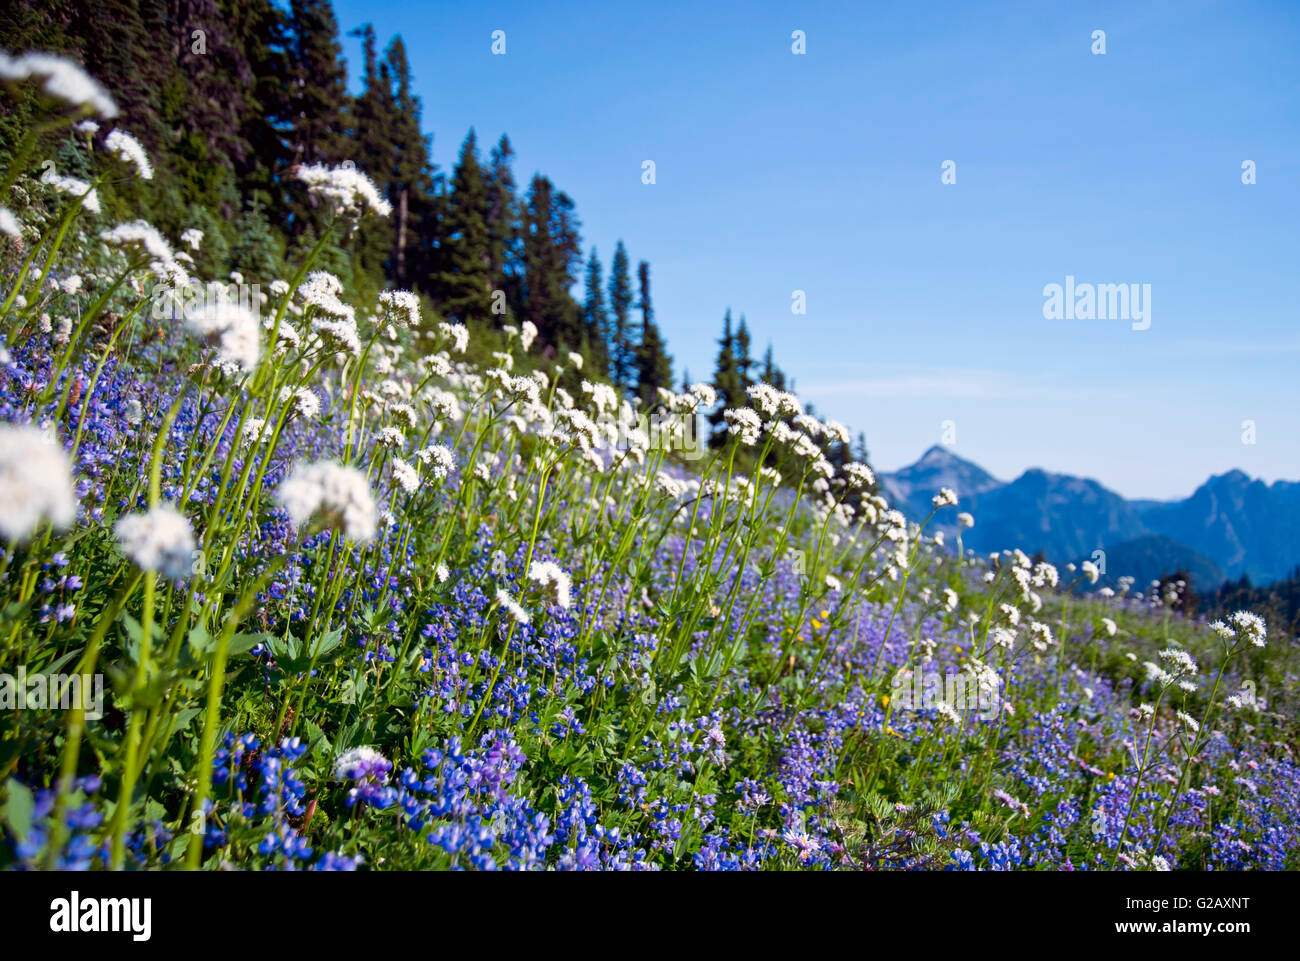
882, 444, 1003, 509
918, 443, 955, 463
907, 444, 998, 478
880, 448, 1300, 586
1208, 468, 1253, 486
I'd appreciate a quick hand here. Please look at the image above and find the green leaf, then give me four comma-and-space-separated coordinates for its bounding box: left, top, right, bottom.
172, 707, 203, 733
227, 632, 268, 657
42, 649, 81, 676
307, 626, 344, 659
187, 621, 213, 657
3, 779, 34, 843
303, 719, 330, 758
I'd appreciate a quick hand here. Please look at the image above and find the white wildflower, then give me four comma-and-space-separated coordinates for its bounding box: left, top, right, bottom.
104, 129, 152, 179
0, 51, 118, 118
391, 457, 419, 494
494, 588, 531, 625
931, 487, 957, 509
296, 162, 391, 218
333, 746, 389, 780
42, 170, 100, 213
527, 560, 572, 610
1227, 611, 1267, 648
185, 301, 260, 374
114, 505, 195, 581
1175, 711, 1200, 734
0, 425, 78, 542
277, 461, 378, 542
843, 462, 875, 490
99, 220, 172, 263
439, 322, 469, 353
378, 289, 420, 327
415, 444, 454, 480
723, 408, 761, 446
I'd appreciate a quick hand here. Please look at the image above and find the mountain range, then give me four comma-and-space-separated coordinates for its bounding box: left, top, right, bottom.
880, 446, 1300, 590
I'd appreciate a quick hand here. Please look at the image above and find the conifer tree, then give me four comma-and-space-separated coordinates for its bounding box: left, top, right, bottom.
228, 197, 284, 282
582, 248, 609, 375
708, 310, 741, 446
486, 134, 522, 317
347, 23, 397, 286
634, 260, 672, 407
225, 0, 292, 205
383, 36, 433, 286
437, 130, 493, 322
285, 0, 349, 168
735, 316, 753, 389
282, 0, 349, 242
607, 240, 635, 391
522, 174, 583, 349
761, 343, 787, 391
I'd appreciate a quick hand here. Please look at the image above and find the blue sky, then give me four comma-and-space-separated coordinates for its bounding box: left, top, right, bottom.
333, 0, 1299, 500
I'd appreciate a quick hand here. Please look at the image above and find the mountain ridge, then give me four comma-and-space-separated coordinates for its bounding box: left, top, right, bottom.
880, 447, 1300, 587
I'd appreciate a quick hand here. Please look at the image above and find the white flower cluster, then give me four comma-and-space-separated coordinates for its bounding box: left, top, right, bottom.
333, 746, 389, 780
104, 129, 153, 179
494, 588, 530, 625
723, 408, 761, 446
0, 51, 118, 118
527, 560, 572, 610
378, 289, 420, 327
277, 460, 377, 542
843, 462, 875, 490
390, 457, 419, 494
185, 301, 260, 374
1211, 611, 1267, 649
0, 425, 78, 542
414, 444, 454, 480
99, 221, 183, 283
296, 163, 392, 218
1144, 647, 1199, 690
931, 487, 958, 509
114, 505, 195, 581
746, 383, 801, 418
0, 207, 20, 238
40, 168, 100, 213
438, 322, 470, 353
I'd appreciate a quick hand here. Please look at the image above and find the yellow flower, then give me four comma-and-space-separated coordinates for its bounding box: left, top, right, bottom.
811, 618, 822, 630
881, 694, 890, 708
